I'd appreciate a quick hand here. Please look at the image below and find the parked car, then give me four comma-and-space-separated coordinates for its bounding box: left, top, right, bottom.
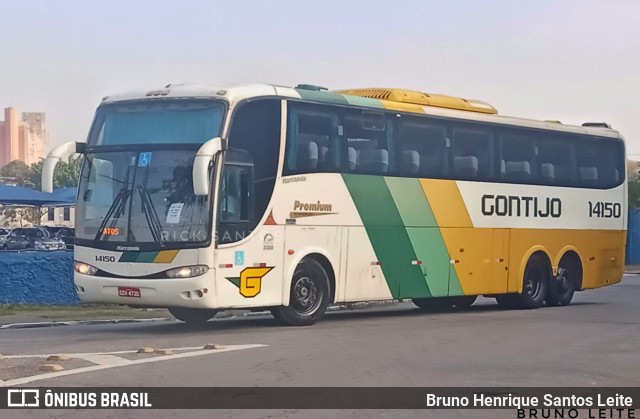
55, 227, 75, 249
2, 227, 66, 251
43, 226, 64, 237
0, 228, 9, 247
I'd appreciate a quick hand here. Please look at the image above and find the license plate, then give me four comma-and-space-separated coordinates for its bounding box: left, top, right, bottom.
118, 287, 141, 298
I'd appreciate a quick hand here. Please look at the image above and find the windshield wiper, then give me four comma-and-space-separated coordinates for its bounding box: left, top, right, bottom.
94, 164, 133, 242
137, 185, 164, 245
136, 164, 165, 246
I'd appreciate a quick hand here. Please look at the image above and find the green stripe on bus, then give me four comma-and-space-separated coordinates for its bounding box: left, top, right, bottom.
384, 177, 462, 297
295, 89, 350, 105
342, 174, 431, 299
342, 95, 385, 109
119, 252, 138, 262
118, 252, 158, 263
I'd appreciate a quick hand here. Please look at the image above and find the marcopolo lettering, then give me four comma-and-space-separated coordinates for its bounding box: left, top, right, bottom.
481, 195, 561, 218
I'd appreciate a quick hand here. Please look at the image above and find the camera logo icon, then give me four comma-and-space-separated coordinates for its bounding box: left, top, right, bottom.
7, 389, 40, 407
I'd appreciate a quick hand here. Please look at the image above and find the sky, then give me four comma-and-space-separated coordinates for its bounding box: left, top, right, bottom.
1, 0, 639, 155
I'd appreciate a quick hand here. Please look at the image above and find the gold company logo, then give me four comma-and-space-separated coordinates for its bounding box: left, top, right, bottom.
226, 267, 274, 298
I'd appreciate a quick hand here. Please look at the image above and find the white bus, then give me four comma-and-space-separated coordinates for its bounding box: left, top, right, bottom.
43, 84, 626, 325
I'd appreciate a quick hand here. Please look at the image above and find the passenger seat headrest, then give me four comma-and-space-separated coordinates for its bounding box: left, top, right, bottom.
297, 141, 318, 170
579, 166, 599, 181
401, 150, 420, 175
505, 161, 531, 176
541, 163, 555, 180
359, 149, 389, 174
453, 155, 479, 178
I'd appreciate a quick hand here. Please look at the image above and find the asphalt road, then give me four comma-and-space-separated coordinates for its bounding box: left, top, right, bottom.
1, 275, 639, 419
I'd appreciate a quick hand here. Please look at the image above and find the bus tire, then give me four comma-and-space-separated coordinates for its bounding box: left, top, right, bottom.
169, 307, 217, 324
546, 254, 581, 306
272, 258, 330, 326
512, 253, 550, 309
412, 297, 455, 311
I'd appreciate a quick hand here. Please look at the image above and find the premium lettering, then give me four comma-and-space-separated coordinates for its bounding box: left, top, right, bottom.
293, 200, 333, 212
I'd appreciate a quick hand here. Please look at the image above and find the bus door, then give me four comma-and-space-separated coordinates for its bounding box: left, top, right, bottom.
215, 154, 285, 307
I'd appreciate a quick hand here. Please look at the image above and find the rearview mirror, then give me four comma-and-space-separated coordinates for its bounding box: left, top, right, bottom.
193, 137, 226, 196
42, 141, 85, 193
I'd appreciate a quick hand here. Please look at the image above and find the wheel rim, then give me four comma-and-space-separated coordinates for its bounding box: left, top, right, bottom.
292, 276, 320, 315
524, 266, 543, 298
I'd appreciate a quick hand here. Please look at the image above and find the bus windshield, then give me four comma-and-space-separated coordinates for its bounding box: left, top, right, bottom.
88, 99, 225, 146
75, 149, 212, 249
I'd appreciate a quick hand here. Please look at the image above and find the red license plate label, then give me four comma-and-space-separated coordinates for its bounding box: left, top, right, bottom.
118, 287, 141, 298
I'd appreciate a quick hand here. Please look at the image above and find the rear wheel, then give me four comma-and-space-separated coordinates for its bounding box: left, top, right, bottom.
546, 254, 581, 306
271, 258, 330, 326
169, 307, 217, 324
510, 253, 550, 309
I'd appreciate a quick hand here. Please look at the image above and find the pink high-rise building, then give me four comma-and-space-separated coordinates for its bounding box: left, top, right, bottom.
0, 107, 47, 167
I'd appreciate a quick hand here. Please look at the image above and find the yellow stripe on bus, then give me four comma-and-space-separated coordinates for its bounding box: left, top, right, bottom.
153, 250, 179, 263
419, 179, 472, 227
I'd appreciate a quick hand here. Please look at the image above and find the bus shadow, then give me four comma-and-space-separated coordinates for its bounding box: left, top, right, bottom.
102, 299, 600, 336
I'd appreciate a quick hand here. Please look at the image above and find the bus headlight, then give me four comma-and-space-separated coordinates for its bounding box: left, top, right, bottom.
74, 261, 98, 276
165, 265, 209, 278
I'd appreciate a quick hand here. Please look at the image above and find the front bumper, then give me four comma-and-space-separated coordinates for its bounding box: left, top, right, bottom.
74, 271, 216, 308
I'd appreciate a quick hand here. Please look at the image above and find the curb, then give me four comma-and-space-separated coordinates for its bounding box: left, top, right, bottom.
0, 301, 401, 330
0, 317, 170, 330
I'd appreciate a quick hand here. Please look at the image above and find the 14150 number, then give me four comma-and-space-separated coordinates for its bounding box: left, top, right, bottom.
588, 201, 621, 218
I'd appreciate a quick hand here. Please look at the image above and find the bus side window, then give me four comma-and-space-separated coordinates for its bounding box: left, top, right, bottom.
395, 117, 447, 178
451, 125, 493, 181
345, 110, 392, 175
499, 131, 535, 184
536, 135, 575, 186
285, 104, 341, 175
576, 136, 624, 189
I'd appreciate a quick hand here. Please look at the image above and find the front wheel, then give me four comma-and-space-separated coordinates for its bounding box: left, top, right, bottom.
271, 258, 330, 326
169, 307, 217, 324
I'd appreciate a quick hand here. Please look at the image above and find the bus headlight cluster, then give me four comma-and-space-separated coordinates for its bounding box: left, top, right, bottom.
74, 261, 98, 276
165, 265, 209, 279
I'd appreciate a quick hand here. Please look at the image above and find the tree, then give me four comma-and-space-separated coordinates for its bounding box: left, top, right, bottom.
27, 160, 44, 190
0, 206, 42, 227
0, 160, 31, 186
628, 159, 640, 210
26, 155, 83, 190
629, 175, 640, 210
55, 155, 82, 187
